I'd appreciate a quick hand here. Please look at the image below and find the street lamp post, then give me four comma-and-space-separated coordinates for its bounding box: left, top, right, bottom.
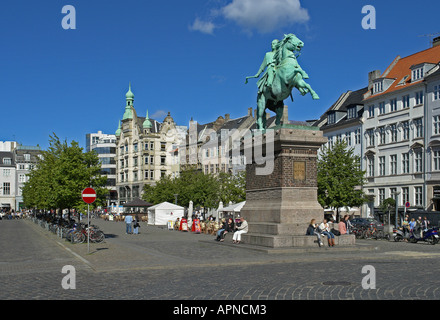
392, 191, 401, 229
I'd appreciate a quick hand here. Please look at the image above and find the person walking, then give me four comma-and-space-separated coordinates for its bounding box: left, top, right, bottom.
232, 217, 248, 244
133, 217, 140, 235
125, 214, 133, 234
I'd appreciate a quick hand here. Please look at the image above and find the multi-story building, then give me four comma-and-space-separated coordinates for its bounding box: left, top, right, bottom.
115, 84, 187, 204
0, 150, 16, 212
425, 51, 440, 210
0, 141, 43, 211
14, 145, 43, 210
316, 39, 440, 220
181, 108, 259, 175
86, 131, 118, 206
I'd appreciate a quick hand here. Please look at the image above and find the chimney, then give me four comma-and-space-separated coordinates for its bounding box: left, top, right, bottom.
368, 70, 381, 89
224, 114, 230, 121
248, 107, 253, 117
433, 36, 440, 47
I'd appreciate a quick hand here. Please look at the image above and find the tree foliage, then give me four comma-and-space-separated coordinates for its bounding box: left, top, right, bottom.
142, 169, 246, 208
22, 134, 108, 211
317, 140, 367, 220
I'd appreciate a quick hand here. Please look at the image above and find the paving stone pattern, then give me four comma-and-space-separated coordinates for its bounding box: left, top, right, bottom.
1, 218, 440, 300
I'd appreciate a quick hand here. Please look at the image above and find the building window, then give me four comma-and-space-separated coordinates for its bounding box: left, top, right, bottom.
379, 156, 385, 176
390, 123, 397, 142
134, 143, 138, 152
3, 158, 11, 165
3, 169, 10, 177
402, 95, 410, 108
3, 183, 10, 195
161, 142, 166, 151
434, 85, 440, 101
355, 129, 361, 144
414, 118, 423, 138
434, 116, 440, 135
402, 153, 409, 174
414, 151, 423, 173
328, 113, 336, 124
376, 126, 384, 145
379, 102, 385, 114
368, 157, 375, 177
23, 154, 31, 161
150, 155, 154, 164
402, 187, 409, 206
415, 90, 424, 105
347, 107, 357, 119
160, 156, 166, 165
390, 98, 397, 112
402, 121, 410, 140
379, 188, 385, 205
415, 186, 423, 206
434, 150, 440, 171
412, 68, 424, 81
366, 129, 375, 147
368, 105, 375, 118
19, 174, 26, 183
345, 131, 351, 146
374, 81, 383, 94
390, 154, 397, 175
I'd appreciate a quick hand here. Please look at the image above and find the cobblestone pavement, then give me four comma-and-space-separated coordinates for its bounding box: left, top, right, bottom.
2, 218, 440, 301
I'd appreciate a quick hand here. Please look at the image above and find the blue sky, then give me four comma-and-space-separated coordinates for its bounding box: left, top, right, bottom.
1, 0, 439, 150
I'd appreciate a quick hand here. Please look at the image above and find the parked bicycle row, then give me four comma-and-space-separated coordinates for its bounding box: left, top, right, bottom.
30, 213, 105, 244
348, 217, 439, 245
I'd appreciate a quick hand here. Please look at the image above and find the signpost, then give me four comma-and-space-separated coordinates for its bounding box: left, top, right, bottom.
82, 187, 96, 253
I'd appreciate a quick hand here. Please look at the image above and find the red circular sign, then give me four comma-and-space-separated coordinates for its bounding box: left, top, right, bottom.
82, 187, 96, 204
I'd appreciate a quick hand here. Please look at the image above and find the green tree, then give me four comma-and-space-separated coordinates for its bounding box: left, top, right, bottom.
22, 134, 108, 214
317, 140, 367, 221
142, 169, 246, 209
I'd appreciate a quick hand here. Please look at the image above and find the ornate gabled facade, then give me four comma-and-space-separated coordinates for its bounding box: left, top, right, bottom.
115, 84, 187, 204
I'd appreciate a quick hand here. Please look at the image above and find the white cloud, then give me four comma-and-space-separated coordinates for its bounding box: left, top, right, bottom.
151, 110, 168, 120
221, 0, 309, 34
189, 18, 216, 35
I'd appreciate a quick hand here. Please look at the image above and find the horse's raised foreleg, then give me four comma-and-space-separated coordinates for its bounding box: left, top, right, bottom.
296, 79, 319, 100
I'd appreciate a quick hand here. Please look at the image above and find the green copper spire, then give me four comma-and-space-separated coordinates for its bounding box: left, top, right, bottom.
126, 82, 134, 101
143, 110, 152, 129
123, 83, 134, 120
115, 120, 121, 136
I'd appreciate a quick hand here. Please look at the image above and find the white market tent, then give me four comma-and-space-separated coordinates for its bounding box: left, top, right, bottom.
147, 201, 185, 226
218, 201, 246, 218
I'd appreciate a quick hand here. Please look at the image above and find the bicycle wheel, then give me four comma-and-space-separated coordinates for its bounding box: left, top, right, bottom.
92, 230, 105, 243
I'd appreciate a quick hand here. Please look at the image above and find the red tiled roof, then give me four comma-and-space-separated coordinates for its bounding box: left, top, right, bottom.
364, 45, 440, 100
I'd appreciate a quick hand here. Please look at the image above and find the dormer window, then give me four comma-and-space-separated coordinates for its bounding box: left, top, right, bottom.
373, 81, 383, 94
347, 106, 357, 119
328, 112, 336, 124
412, 67, 424, 81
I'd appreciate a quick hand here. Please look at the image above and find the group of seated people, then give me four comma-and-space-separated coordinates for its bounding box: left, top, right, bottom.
174, 216, 249, 244
306, 217, 350, 247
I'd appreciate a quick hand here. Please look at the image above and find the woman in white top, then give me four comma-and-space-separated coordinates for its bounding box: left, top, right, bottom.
319, 219, 335, 247
232, 217, 248, 244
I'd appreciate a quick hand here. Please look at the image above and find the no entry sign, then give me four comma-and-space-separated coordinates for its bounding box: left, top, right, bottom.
82, 187, 96, 204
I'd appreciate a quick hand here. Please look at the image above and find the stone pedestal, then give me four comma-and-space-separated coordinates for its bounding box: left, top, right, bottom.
240, 125, 331, 248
